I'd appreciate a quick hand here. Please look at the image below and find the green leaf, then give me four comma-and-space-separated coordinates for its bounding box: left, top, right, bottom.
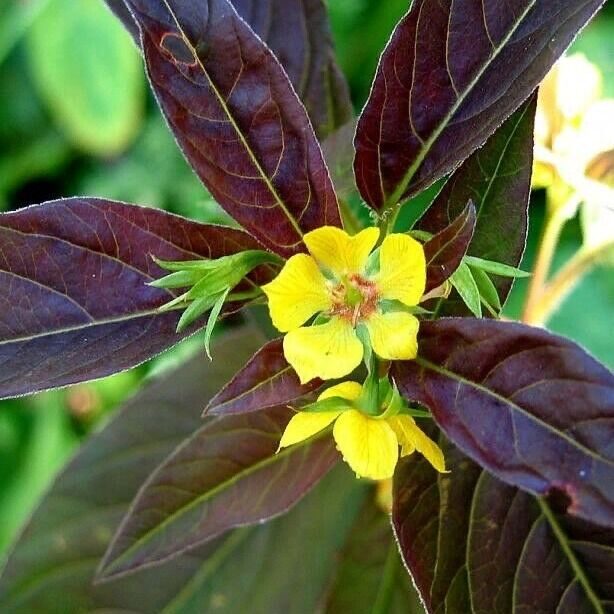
449, 263, 481, 318
470, 266, 502, 312
26, 0, 144, 155
464, 255, 531, 278
204, 289, 229, 359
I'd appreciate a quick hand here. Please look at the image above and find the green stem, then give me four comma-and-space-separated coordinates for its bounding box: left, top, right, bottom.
371, 541, 399, 614
528, 241, 614, 325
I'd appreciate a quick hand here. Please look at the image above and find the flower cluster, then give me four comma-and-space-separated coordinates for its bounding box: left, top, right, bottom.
262, 226, 426, 383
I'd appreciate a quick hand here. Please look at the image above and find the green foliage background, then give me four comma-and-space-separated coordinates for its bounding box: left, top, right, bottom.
0, 0, 612, 561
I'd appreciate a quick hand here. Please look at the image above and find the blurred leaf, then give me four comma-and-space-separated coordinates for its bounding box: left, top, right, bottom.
505, 204, 614, 367
124, 0, 341, 257
418, 96, 537, 309
423, 201, 476, 292
393, 318, 614, 528
206, 338, 321, 416
354, 0, 596, 208
0, 198, 271, 399
0, 0, 51, 66
0, 328, 368, 613
392, 440, 614, 613
324, 496, 422, 613
0, 393, 76, 554
76, 117, 226, 222
26, 0, 144, 156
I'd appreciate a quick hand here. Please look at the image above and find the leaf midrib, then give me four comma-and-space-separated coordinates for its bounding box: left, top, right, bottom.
383, 0, 537, 209
101, 428, 329, 576
416, 357, 612, 466
161, 0, 305, 242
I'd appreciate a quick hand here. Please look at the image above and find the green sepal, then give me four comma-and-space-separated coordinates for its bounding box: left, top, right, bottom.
463, 255, 530, 278
407, 229, 433, 242
470, 266, 502, 311
204, 288, 230, 359
450, 262, 482, 318
176, 294, 218, 333
379, 299, 432, 316
299, 397, 354, 414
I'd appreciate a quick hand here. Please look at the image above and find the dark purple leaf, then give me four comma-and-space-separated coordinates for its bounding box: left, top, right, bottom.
419, 96, 537, 308
354, 0, 604, 209
232, 0, 353, 139
423, 201, 476, 292
205, 338, 321, 416
0, 198, 269, 399
393, 318, 614, 527
392, 443, 614, 613
98, 405, 338, 579
324, 496, 421, 613
104, 0, 352, 138
0, 328, 366, 612
124, 0, 341, 257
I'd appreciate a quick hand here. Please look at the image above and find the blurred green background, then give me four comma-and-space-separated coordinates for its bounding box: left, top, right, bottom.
0, 0, 612, 559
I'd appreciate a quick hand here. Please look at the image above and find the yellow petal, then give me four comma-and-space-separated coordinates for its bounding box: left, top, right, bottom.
283, 318, 363, 384
262, 254, 331, 332
304, 226, 380, 276
365, 311, 419, 360
318, 381, 363, 402
278, 411, 341, 450
387, 416, 447, 473
333, 410, 399, 480
375, 233, 426, 306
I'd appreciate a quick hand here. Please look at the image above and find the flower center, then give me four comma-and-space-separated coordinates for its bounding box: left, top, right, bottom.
329, 274, 379, 325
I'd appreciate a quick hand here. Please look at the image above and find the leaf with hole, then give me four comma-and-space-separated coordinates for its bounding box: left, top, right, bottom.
393, 318, 614, 528
123, 0, 341, 256
392, 440, 614, 613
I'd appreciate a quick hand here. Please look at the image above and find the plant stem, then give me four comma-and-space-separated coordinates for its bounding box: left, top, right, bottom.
522, 197, 578, 325
527, 241, 614, 325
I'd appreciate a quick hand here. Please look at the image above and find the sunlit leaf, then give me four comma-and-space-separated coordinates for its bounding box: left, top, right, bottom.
353, 0, 598, 208
123, 0, 341, 256
393, 318, 614, 528
205, 338, 322, 416
0, 198, 271, 399
104, 0, 352, 138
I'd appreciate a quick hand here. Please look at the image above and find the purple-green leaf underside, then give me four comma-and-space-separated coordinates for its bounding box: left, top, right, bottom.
104, 0, 352, 139
423, 201, 476, 292
392, 442, 614, 613
393, 318, 614, 528
205, 337, 321, 416
419, 96, 537, 309
124, 0, 341, 257
354, 0, 605, 209
98, 405, 338, 579
0, 198, 268, 399
0, 328, 367, 612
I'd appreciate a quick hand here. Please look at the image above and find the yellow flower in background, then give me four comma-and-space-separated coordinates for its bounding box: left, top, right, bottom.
262, 226, 426, 383
534, 53, 614, 247
278, 382, 446, 480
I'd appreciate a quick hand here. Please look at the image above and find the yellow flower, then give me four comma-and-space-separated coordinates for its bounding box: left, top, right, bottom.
278, 382, 446, 480
262, 226, 425, 383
